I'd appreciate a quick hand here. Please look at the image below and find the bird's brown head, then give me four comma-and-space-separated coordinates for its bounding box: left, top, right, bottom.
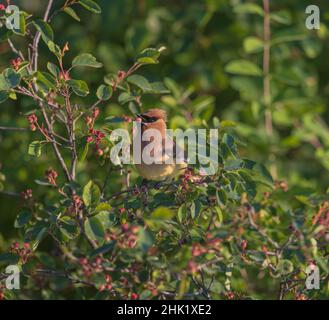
136, 108, 167, 123
136, 108, 167, 134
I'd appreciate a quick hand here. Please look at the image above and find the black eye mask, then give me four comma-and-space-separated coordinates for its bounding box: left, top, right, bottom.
136, 114, 158, 123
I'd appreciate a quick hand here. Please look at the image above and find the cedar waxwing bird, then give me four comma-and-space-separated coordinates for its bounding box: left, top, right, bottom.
135, 108, 187, 181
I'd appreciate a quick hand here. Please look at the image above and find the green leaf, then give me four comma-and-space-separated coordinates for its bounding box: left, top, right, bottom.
89, 242, 115, 258
233, 3, 264, 16
270, 11, 292, 25
151, 207, 175, 220
59, 216, 80, 240
127, 75, 152, 92
137, 228, 154, 252
250, 162, 274, 186
83, 180, 101, 207
190, 201, 202, 219
136, 47, 165, 65
14, 211, 32, 228
47, 62, 60, 78
96, 84, 113, 101
28, 141, 43, 158
95, 203, 112, 213
0, 91, 9, 104
243, 37, 264, 54
80, 140, 89, 161
223, 133, 238, 158
0, 253, 19, 266
118, 92, 135, 105
64, 7, 81, 22
0, 28, 13, 43
178, 204, 187, 223
67, 79, 90, 96
72, 53, 103, 68
36, 71, 56, 91
84, 215, 105, 242
214, 207, 223, 226
24, 223, 48, 250
33, 20, 54, 45
225, 60, 262, 77
0, 69, 21, 90
216, 189, 227, 207
149, 82, 170, 94
78, 0, 102, 14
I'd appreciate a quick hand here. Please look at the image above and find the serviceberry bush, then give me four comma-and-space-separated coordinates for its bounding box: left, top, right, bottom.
0, 0, 328, 300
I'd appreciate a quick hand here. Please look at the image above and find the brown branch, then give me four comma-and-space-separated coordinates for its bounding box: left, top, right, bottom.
0, 126, 28, 132
263, 0, 272, 136
32, 0, 54, 72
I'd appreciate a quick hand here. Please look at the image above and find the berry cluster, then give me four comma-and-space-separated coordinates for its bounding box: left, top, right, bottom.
78, 256, 105, 278
85, 108, 106, 156
20, 188, 33, 200
99, 274, 113, 292
11, 57, 22, 71
10, 242, 32, 264
45, 168, 58, 186
117, 224, 139, 249
72, 195, 83, 210
27, 114, 38, 132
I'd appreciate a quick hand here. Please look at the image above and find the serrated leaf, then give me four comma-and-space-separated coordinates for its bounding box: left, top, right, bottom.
79, 0, 102, 14
127, 75, 152, 92
72, 53, 103, 68
67, 79, 89, 96
83, 180, 100, 207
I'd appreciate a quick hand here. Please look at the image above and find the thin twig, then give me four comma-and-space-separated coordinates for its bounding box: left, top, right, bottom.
0, 126, 28, 132
32, 0, 54, 72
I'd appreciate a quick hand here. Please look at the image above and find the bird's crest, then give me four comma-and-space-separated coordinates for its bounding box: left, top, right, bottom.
143, 108, 167, 122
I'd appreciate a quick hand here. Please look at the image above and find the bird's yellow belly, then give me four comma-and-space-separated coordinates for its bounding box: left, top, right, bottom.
135, 163, 186, 181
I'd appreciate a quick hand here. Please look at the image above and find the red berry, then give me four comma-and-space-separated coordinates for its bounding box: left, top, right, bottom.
131, 293, 138, 300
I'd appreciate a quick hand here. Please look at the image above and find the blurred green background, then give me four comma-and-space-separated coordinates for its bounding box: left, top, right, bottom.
1, 0, 329, 244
